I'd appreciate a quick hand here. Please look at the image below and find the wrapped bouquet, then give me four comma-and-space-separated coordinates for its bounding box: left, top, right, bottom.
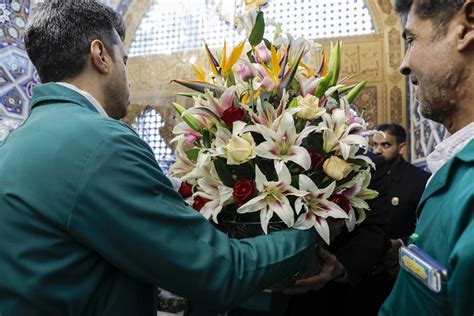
169, 10, 378, 244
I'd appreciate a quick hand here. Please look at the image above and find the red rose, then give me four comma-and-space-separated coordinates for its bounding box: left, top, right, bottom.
221, 107, 245, 128
193, 196, 211, 211
178, 182, 193, 198
329, 194, 351, 213
309, 150, 325, 169
233, 179, 255, 206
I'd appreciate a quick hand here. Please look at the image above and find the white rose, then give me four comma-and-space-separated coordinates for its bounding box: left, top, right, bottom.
295, 95, 326, 120
226, 132, 255, 165
323, 156, 352, 180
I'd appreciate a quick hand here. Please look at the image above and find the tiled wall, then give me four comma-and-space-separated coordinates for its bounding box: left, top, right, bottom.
0, 0, 39, 140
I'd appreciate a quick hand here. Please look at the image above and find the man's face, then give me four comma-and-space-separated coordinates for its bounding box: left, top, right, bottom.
399, 3, 467, 125
373, 133, 404, 163
105, 33, 130, 120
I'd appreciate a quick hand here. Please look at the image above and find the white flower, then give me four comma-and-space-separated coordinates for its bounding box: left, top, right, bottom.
293, 176, 348, 244
237, 162, 306, 234
320, 108, 368, 160
335, 170, 378, 231
291, 94, 326, 120
253, 112, 318, 171
213, 121, 256, 165
194, 178, 233, 223
322, 156, 353, 180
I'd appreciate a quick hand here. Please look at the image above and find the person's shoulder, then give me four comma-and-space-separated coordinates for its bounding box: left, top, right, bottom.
399, 159, 430, 177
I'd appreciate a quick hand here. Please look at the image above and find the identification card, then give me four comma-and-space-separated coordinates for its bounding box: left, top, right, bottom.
399, 244, 448, 293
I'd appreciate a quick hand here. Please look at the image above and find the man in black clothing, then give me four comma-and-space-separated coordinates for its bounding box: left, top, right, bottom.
347, 123, 430, 315
273, 153, 392, 316
373, 124, 430, 240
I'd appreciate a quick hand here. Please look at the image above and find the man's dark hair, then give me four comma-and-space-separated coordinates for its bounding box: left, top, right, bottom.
375, 124, 407, 144
395, 0, 465, 35
25, 0, 126, 83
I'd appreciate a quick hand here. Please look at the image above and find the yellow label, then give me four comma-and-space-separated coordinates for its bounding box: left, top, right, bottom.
402, 255, 427, 279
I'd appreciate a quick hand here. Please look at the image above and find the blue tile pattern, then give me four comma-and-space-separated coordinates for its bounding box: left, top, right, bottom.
0, 0, 39, 140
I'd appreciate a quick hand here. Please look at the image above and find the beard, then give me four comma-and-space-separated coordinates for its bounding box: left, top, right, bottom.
416, 62, 469, 124
105, 81, 130, 120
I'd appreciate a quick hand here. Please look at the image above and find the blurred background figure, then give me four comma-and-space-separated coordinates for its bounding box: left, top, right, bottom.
347, 123, 430, 315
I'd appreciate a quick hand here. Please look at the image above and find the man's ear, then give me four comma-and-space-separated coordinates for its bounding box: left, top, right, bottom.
457, 0, 474, 51
90, 40, 109, 74
398, 142, 406, 156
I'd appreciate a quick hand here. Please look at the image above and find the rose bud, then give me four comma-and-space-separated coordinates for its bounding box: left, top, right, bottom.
221, 107, 246, 128
193, 196, 211, 212
323, 156, 352, 180
178, 182, 193, 198
233, 179, 255, 206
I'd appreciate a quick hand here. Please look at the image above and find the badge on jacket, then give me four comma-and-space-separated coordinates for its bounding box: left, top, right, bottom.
399, 244, 448, 293
391, 196, 399, 206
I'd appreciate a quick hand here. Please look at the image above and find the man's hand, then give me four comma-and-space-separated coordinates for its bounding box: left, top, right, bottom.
283, 247, 347, 294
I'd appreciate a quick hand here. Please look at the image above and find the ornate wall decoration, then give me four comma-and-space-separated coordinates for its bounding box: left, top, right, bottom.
389, 28, 402, 69
0, 1, 39, 141
390, 86, 403, 124
352, 86, 378, 128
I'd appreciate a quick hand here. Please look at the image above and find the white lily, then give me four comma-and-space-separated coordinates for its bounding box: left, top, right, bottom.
253, 112, 318, 171
194, 177, 233, 223
320, 108, 368, 160
293, 176, 348, 244
237, 162, 306, 234
181, 152, 216, 184
244, 91, 288, 129
335, 170, 378, 231
169, 139, 195, 179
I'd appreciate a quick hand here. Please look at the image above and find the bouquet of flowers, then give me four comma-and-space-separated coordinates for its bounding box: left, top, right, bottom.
169, 10, 378, 244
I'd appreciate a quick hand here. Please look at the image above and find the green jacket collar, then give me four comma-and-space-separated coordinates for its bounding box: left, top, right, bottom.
417, 139, 474, 217
30, 82, 99, 115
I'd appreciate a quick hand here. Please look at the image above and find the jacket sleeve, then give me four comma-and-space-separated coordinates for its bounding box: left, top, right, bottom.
448, 219, 474, 316
330, 157, 391, 282
66, 129, 316, 311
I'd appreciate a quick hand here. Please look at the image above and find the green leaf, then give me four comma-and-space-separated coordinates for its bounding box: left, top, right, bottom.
263, 38, 272, 50
328, 41, 341, 87
173, 79, 223, 94
213, 158, 236, 187
346, 80, 368, 104
186, 148, 201, 163
249, 11, 265, 46
315, 71, 333, 98
172, 102, 202, 132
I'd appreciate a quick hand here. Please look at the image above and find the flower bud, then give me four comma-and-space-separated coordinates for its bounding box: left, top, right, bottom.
226, 133, 255, 165
295, 95, 325, 120
235, 62, 253, 81
323, 156, 352, 180
255, 43, 271, 63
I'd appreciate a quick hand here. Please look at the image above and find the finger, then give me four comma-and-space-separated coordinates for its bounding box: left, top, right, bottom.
294, 273, 330, 287
283, 284, 324, 295
318, 247, 336, 262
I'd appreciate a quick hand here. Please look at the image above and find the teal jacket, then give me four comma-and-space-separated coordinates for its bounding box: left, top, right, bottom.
0, 83, 315, 316
380, 140, 474, 316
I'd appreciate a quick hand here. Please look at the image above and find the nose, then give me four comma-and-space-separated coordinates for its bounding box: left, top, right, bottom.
399, 53, 411, 76
373, 145, 383, 155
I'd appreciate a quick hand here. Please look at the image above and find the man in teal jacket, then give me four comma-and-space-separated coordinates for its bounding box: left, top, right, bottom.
380, 0, 474, 315
0, 1, 320, 315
